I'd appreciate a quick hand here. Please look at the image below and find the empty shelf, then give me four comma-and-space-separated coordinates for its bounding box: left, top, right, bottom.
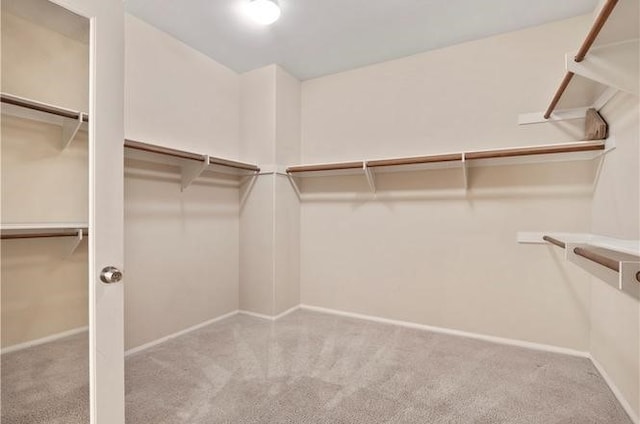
1, 92, 87, 123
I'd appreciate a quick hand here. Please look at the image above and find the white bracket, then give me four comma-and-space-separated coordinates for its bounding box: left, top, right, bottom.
67, 229, 84, 256
461, 153, 468, 189
181, 155, 209, 191
61, 113, 84, 150
240, 173, 259, 209
363, 163, 376, 193
287, 173, 301, 200
566, 40, 639, 97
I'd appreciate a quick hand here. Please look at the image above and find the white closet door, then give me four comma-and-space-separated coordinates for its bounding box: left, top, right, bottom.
48, 0, 125, 423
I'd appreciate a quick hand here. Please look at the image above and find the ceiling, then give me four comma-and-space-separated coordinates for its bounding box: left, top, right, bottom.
125, 0, 597, 80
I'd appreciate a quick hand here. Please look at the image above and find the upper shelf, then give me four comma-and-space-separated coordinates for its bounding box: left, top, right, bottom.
523, 0, 639, 124
124, 139, 260, 190
1, 92, 88, 149
286, 140, 606, 177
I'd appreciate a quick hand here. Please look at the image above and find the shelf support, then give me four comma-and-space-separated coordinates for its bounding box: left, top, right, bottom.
565, 40, 639, 97
363, 163, 376, 193
461, 153, 469, 189
287, 173, 301, 200
66, 229, 84, 256
61, 113, 84, 150
181, 155, 209, 191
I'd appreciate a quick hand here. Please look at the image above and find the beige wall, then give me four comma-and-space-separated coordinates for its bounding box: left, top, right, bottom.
299, 16, 597, 351
590, 91, 640, 419
125, 14, 240, 158
123, 15, 241, 349
1, 12, 89, 348
239, 65, 300, 316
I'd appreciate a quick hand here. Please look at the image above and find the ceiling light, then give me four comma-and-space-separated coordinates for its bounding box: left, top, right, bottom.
246, 0, 281, 25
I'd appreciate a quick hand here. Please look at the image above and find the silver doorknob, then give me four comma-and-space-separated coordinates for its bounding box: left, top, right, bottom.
100, 266, 123, 284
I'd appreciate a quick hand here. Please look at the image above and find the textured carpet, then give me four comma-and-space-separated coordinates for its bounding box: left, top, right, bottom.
2, 309, 633, 423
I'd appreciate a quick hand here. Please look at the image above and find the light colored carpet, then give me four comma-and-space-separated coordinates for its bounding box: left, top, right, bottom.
2, 309, 633, 423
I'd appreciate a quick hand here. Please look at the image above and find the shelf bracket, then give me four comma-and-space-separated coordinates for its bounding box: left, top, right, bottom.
461, 153, 469, 190
287, 173, 301, 200
61, 113, 84, 150
565, 40, 639, 97
363, 162, 376, 193
239, 173, 258, 210
66, 229, 84, 256
181, 155, 209, 191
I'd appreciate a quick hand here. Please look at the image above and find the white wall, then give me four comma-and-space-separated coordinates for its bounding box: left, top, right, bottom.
299, 15, 597, 351
239, 65, 301, 316
124, 14, 239, 158
590, 91, 640, 419
123, 15, 241, 349
1, 11, 89, 348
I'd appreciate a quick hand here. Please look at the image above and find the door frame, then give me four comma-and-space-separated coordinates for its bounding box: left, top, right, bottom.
46, 1, 125, 422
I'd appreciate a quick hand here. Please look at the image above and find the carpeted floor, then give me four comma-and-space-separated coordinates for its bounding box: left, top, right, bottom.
1, 309, 633, 423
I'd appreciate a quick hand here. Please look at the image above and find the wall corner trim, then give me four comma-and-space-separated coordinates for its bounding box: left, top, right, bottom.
298, 304, 589, 358
589, 354, 640, 424
1, 326, 89, 355
124, 310, 239, 357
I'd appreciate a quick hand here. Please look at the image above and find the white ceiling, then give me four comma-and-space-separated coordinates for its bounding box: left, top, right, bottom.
2, 0, 89, 43
126, 0, 598, 80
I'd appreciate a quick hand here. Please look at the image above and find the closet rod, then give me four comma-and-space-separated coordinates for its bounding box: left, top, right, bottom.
543, 0, 619, 119
208, 157, 260, 172
1, 93, 88, 122
543, 235, 566, 249
287, 161, 364, 174
573, 246, 620, 272
367, 153, 462, 168
1, 231, 88, 240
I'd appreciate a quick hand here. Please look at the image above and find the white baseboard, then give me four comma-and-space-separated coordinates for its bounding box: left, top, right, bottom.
589, 354, 639, 424
299, 304, 589, 358
1, 326, 88, 355
239, 305, 300, 321
125, 310, 239, 357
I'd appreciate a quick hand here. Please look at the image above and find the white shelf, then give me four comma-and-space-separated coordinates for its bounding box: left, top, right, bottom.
519, 0, 639, 125
1, 223, 88, 254
124, 139, 260, 191
286, 140, 609, 194
1, 92, 88, 149
518, 232, 640, 299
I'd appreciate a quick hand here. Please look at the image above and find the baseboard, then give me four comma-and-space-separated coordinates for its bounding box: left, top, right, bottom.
125, 310, 239, 357
589, 354, 639, 424
238, 305, 300, 321
1, 326, 88, 355
299, 304, 589, 358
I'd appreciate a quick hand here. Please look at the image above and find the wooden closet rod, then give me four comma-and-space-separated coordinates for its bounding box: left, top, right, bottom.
1, 93, 88, 122
543, 235, 566, 249
1, 231, 88, 240
573, 246, 620, 272
287, 161, 364, 174
367, 153, 462, 168
543, 0, 619, 119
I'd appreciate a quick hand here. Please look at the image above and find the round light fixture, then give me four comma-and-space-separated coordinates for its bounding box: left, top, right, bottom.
246, 0, 281, 25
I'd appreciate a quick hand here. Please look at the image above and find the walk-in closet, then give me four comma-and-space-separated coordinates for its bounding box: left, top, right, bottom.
1, 0, 639, 423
